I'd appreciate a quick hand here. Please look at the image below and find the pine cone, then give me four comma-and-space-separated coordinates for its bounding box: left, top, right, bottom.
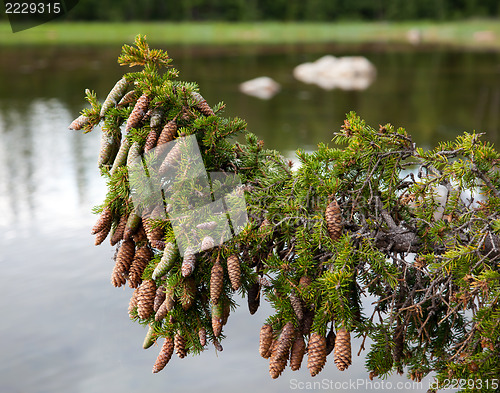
333, 328, 351, 371
200, 236, 215, 252
210, 261, 224, 304
142, 215, 164, 243
117, 90, 136, 107
199, 328, 207, 347
137, 279, 156, 319
174, 332, 187, 359
299, 276, 312, 289
91, 207, 113, 235
325, 198, 342, 242
192, 92, 215, 116
125, 93, 150, 133
128, 287, 139, 318
158, 139, 183, 175
152, 336, 174, 373
181, 248, 196, 277
94, 225, 111, 245
307, 332, 327, 377
110, 213, 128, 246
212, 301, 223, 337
111, 239, 135, 287
68, 114, 89, 130
274, 322, 295, 361
247, 282, 260, 315
289, 335, 306, 371
180, 277, 196, 310
326, 329, 336, 356
301, 308, 314, 336
144, 128, 159, 152
157, 119, 177, 146
152, 242, 177, 279
123, 209, 141, 240
155, 287, 175, 321
269, 341, 287, 379
153, 285, 166, 312
259, 324, 273, 359
213, 339, 223, 352
131, 223, 147, 243
227, 254, 241, 290
290, 289, 303, 321
100, 77, 129, 117
128, 245, 152, 288
97, 129, 120, 168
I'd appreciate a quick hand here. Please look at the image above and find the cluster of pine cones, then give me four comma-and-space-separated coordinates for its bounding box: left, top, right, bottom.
72, 63, 352, 379
71, 74, 248, 373
256, 198, 352, 378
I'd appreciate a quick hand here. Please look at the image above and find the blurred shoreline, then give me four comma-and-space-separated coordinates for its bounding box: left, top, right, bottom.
1, 20, 500, 51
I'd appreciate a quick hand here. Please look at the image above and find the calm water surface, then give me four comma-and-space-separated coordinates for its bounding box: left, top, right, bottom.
1, 43, 499, 393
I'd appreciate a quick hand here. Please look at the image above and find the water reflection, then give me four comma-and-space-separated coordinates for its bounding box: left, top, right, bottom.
0, 44, 499, 393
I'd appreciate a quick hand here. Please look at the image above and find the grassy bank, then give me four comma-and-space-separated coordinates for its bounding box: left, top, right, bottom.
1, 20, 500, 49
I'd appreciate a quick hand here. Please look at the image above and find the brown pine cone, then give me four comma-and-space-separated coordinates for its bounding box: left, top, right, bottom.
333, 328, 351, 371
198, 328, 207, 347
259, 324, 273, 359
92, 206, 113, 235
289, 334, 306, 371
144, 128, 159, 152
110, 239, 135, 287
247, 281, 260, 315
274, 322, 295, 361
68, 114, 89, 130
142, 215, 164, 243
128, 245, 152, 288
326, 329, 336, 356
158, 139, 183, 175
174, 332, 187, 359
269, 341, 287, 379
157, 119, 177, 146
325, 198, 342, 242
94, 225, 111, 245
290, 289, 303, 321
227, 254, 241, 290
137, 279, 156, 319
192, 92, 215, 116
152, 336, 174, 373
110, 214, 128, 246
125, 93, 150, 133
153, 285, 166, 312
128, 287, 139, 318
117, 90, 136, 107
210, 261, 224, 304
307, 332, 327, 377
155, 288, 175, 321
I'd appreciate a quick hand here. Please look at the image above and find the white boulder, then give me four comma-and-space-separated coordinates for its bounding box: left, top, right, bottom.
239, 76, 281, 100
293, 55, 376, 91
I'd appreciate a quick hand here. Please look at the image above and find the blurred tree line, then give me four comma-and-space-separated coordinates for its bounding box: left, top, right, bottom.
66, 0, 499, 21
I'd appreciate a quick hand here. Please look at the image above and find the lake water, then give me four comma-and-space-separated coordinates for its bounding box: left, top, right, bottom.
1, 43, 499, 393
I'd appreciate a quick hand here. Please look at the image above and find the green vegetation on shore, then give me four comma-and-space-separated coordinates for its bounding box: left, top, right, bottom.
1, 20, 500, 49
